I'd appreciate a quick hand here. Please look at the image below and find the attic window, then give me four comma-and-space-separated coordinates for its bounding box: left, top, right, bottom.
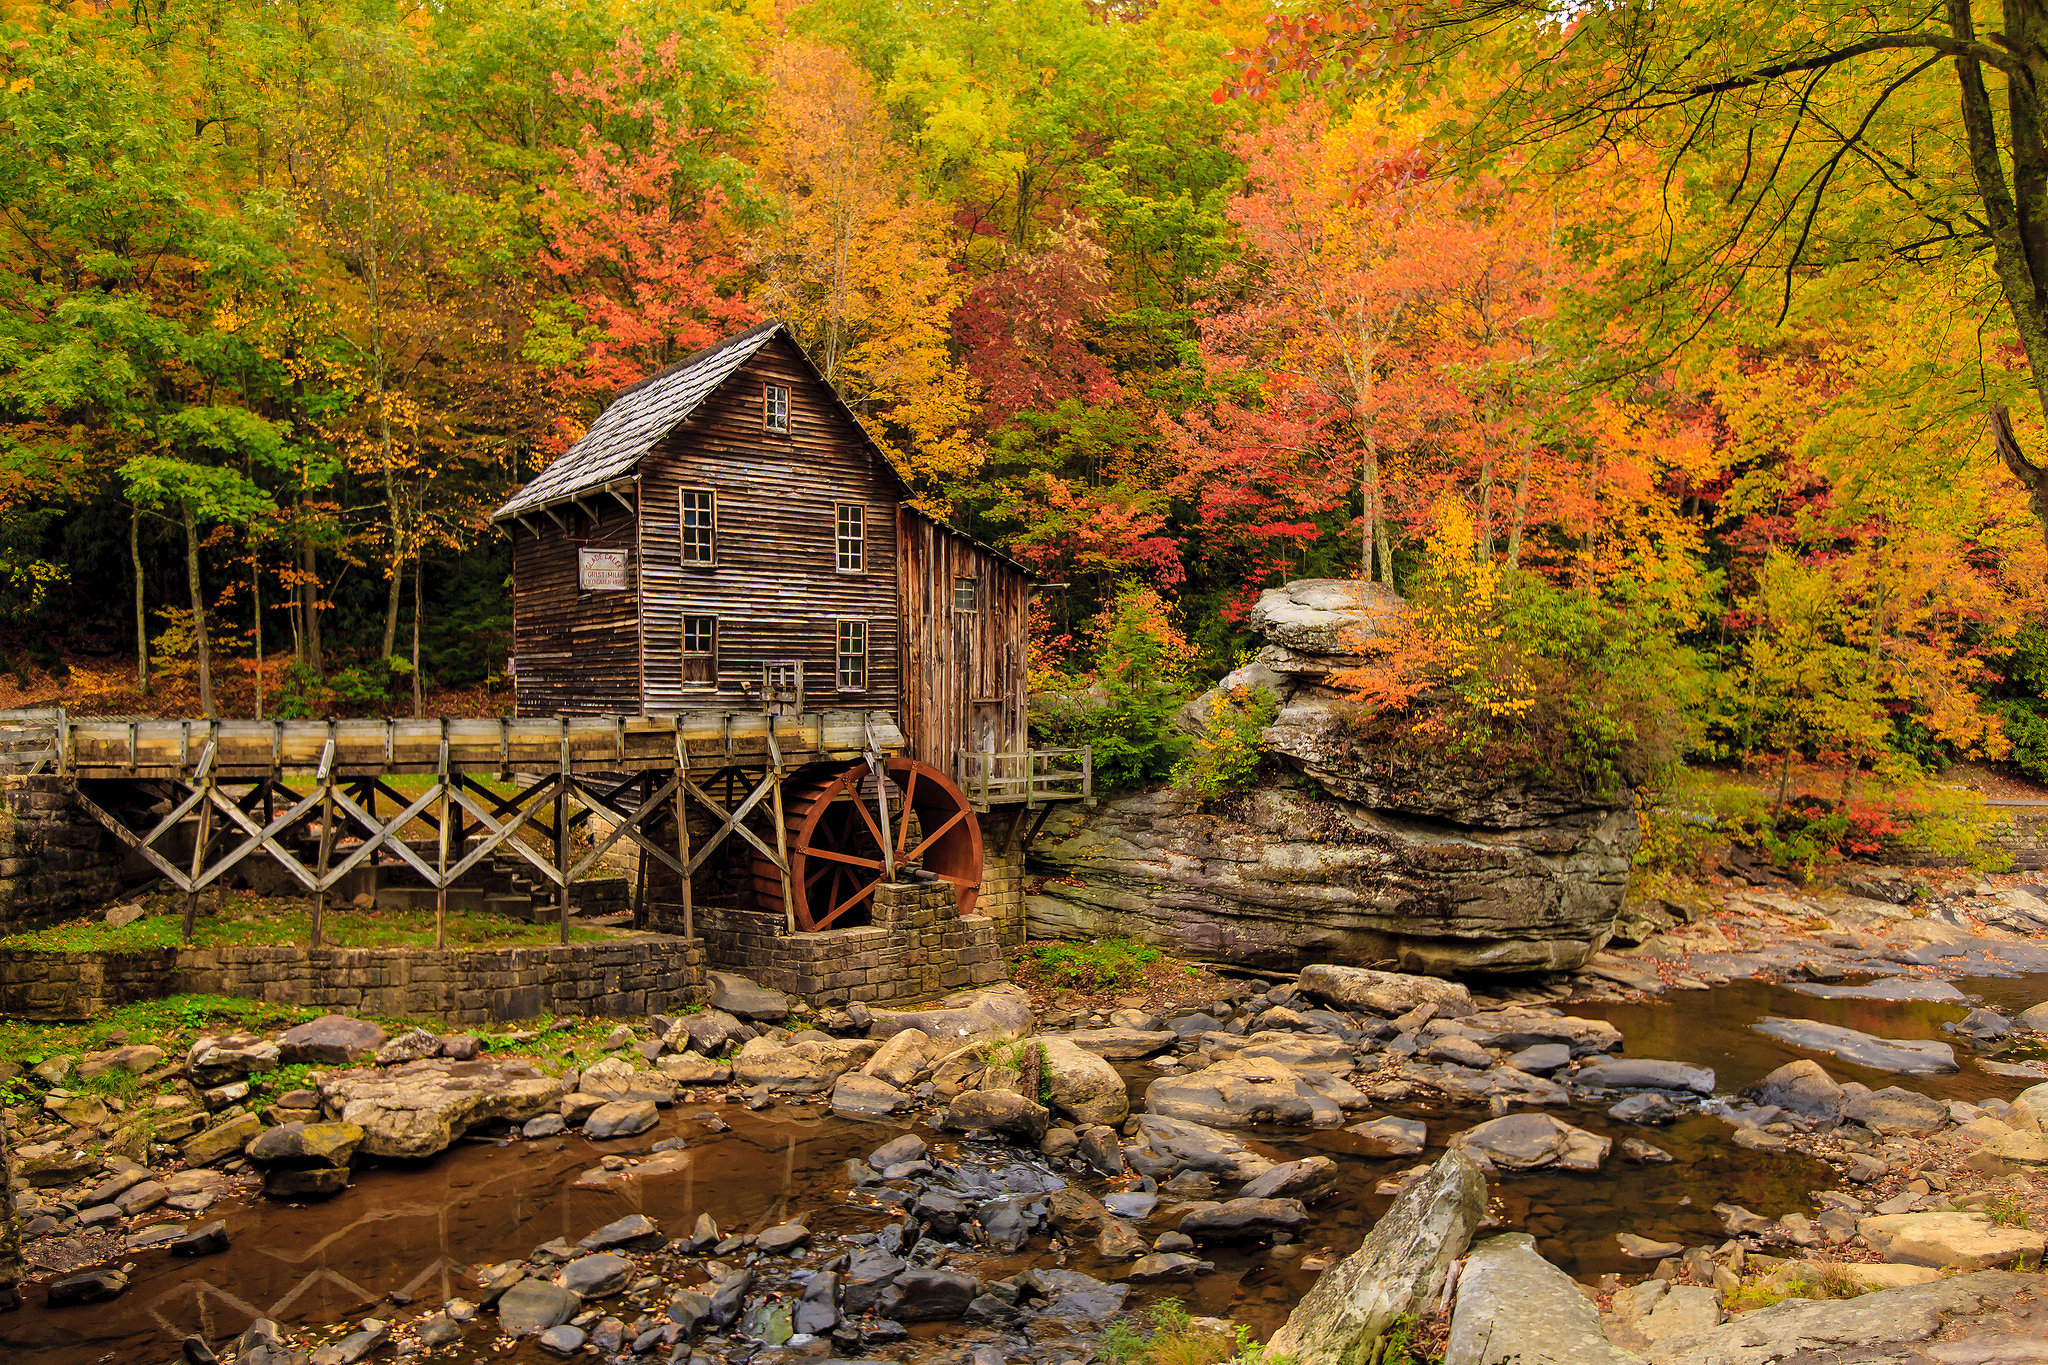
836, 504, 864, 572
765, 384, 790, 434
680, 489, 715, 564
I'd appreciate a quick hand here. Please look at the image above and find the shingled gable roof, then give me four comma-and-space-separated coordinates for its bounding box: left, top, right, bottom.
491, 318, 908, 522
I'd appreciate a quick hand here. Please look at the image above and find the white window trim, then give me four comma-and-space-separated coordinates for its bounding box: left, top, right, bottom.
835, 618, 868, 692
679, 487, 717, 567
835, 503, 865, 575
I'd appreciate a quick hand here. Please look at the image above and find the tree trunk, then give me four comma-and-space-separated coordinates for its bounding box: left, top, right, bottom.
300, 533, 323, 674
131, 502, 148, 692
411, 553, 423, 718
251, 553, 263, 721
183, 502, 213, 716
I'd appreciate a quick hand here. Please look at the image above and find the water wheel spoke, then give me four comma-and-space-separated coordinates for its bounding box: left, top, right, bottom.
823, 876, 879, 926
849, 786, 886, 849
901, 808, 969, 866
800, 845, 884, 870
894, 770, 919, 856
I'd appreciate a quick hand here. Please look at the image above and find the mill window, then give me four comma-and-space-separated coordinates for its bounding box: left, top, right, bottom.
836, 504, 865, 572
765, 384, 790, 434
679, 489, 715, 564
836, 620, 867, 690
682, 615, 717, 686
953, 577, 978, 612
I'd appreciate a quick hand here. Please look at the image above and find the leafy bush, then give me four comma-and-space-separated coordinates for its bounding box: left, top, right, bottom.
1175, 684, 1278, 801
1998, 699, 2048, 783
1028, 936, 1163, 988
1032, 585, 1196, 789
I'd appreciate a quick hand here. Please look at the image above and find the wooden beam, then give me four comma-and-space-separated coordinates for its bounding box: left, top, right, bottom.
680, 770, 785, 874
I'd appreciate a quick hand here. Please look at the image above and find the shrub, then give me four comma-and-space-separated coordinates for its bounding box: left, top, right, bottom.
1175, 684, 1279, 802
1028, 937, 1162, 989
1032, 585, 1197, 789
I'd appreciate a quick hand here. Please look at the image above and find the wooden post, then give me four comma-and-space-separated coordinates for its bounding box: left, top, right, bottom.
312, 723, 334, 949
434, 720, 450, 950
557, 720, 572, 945
771, 768, 795, 935
673, 729, 694, 941
184, 724, 216, 945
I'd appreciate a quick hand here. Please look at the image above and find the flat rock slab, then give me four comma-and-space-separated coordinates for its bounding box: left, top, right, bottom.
1452, 1113, 1610, 1173
1145, 1057, 1345, 1128
705, 971, 789, 1021
1044, 1028, 1179, 1059
869, 984, 1034, 1044
1786, 977, 1967, 1002
1297, 964, 1475, 1018
1858, 1211, 2047, 1270
321, 1060, 566, 1159
1574, 1059, 1716, 1095
1751, 1018, 1958, 1074
1643, 1270, 2037, 1365
1456, 1010, 1623, 1056
1446, 1233, 1644, 1365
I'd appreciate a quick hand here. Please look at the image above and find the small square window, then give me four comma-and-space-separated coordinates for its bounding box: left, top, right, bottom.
953, 577, 978, 612
836, 619, 867, 690
680, 489, 715, 564
836, 504, 864, 572
682, 615, 716, 685
765, 384, 790, 433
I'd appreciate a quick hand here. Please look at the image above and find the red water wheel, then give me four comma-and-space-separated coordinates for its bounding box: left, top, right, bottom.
753, 757, 984, 931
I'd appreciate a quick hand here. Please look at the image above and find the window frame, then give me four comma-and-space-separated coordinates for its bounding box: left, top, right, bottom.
764, 383, 791, 435
678, 488, 717, 566
952, 576, 979, 613
835, 618, 868, 692
681, 614, 718, 687
834, 503, 866, 574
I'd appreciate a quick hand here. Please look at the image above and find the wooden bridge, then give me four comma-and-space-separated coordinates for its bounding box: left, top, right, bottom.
0, 703, 1088, 949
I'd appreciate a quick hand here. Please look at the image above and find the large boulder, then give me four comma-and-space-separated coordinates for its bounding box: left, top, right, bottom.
1845, 1086, 1951, 1137
1298, 965, 1474, 1018
186, 1035, 281, 1086
1451, 1113, 1610, 1173
1145, 1056, 1345, 1128
732, 1037, 877, 1094
277, 1017, 388, 1066
868, 984, 1034, 1045
1641, 1271, 2035, 1365
1037, 1038, 1129, 1126
1265, 1149, 1487, 1365
1446, 1233, 1646, 1365
1124, 1113, 1276, 1182
319, 1059, 566, 1158
1857, 1211, 2046, 1270
705, 972, 788, 1021
1744, 1060, 1843, 1121
577, 1057, 677, 1106
940, 1089, 1050, 1143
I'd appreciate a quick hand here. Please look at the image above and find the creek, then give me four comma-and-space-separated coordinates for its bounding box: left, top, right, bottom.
5, 969, 2043, 1364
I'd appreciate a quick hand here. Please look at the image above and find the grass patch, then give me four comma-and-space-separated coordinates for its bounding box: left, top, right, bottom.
1028, 936, 1164, 989
1, 897, 610, 953
1987, 1193, 2033, 1228
1726, 1263, 1871, 1311
1098, 1299, 1241, 1365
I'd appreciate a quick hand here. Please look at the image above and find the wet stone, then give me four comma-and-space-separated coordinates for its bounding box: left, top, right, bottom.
47, 1269, 129, 1306
498, 1280, 579, 1335
580, 1214, 664, 1253
561, 1252, 635, 1298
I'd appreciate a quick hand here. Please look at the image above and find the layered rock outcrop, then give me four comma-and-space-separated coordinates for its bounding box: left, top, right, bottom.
1028, 579, 1639, 976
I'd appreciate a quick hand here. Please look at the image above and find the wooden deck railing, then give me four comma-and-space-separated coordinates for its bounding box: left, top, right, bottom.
958, 746, 1092, 808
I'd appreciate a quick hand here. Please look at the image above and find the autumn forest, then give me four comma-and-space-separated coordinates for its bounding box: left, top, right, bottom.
6, 0, 2048, 828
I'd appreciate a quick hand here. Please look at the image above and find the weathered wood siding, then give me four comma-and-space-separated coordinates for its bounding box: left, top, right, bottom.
896, 510, 1031, 776
638, 334, 902, 712
510, 503, 641, 717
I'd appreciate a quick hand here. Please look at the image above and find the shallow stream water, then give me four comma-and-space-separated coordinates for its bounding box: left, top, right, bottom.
5, 969, 2044, 1363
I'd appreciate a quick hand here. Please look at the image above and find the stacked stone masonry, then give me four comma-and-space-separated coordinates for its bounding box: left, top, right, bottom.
0, 775, 122, 934
0, 937, 706, 1026
668, 880, 1006, 1005
979, 849, 1026, 948
1882, 807, 2048, 870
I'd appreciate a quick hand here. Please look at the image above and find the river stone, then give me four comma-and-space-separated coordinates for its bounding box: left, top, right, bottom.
77, 1044, 165, 1082
373, 1029, 442, 1065
561, 1252, 634, 1297
1505, 1043, 1571, 1074
841, 1249, 907, 1316
1125, 1112, 1276, 1181
1444, 1233, 1641, 1365
249, 1121, 364, 1169
1267, 1149, 1487, 1365
706, 970, 789, 1020
1239, 1155, 1339, 1203
1038, 1037, 1129, 1125
1145, 1056, 1345, 1128
498, 1280, 578, 1335
1617, 1232, 1683, 1259
1752, 1018, 1958, 1074
46, 1269, 126, 1306
537, 1325, 585, 1356
320, 1059, 566, 1158
942, 1088, 1050, 1142
1130, 1252, 1210, 1280
868, 983, 1034, 1044
583, 1100, 657, 1139
733, 1036, 877, 1094
578, 1056, 677, 1105
1048, 1186, 1108, 1237
1788, 976, 1967, 1002
1097, 1217, 1149, 1260
1452, 1113, 1609, 1172
170, 1221, 230, 1256
796, 1271, 838, 1334
877, 1268, 981, 1320
1426, 1034, 1496, 1069
656, 1053, 730, 1085
1180, 1196, 1308, 1240
1205, 1029, 1360, 1068
182, 1112, 264, 1167
278, 1017, 387, 1066
1574, 1058, 1715, 1094
1744, 1059, 1843, 1121
1459, 1009, 1623, 1056
832, 1072, 912, 1118
862, 1027, 930, 1087
1045, 1028, 1178, 1060
869, 1133, 926, 1167
1641, 1270, 2035, 1365
1298, 965, 1476, 1018
1857, 1211, 2047, 1270
1349, 1115, 1426, 1156
265, 1166, 349, 1199
580, 1214, 664, 1252
187, 1034, 283, 1085
1018, 1267, 1129, 1324
1845, 1086, 1951, 1136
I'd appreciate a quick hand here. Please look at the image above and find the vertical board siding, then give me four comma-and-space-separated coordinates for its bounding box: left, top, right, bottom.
896, 510, 1031, 775
511, 506, 642, 717
639, 335, 902, 714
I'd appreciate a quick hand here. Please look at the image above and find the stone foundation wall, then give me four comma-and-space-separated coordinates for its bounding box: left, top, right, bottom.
1878, 806, 2048, 871
979, 850, 1026, 948
0, 775, 123, 934
670, 881, 1006, 1006
0, 936, 706, 1026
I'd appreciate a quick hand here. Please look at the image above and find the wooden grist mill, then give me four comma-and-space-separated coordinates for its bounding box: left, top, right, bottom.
9, 321, 1088, 989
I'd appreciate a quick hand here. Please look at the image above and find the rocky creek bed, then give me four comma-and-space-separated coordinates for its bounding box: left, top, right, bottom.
4, 874, 2048, 1365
